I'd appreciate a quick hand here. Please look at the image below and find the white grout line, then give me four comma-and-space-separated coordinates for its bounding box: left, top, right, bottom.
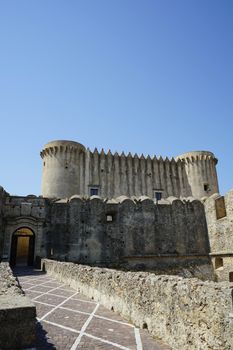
42, 319, 130, 350
71, 297, 97, 304
134, 327, 143, 350
33, 284, 66, 301
27, 290, 44, 295
59, 288, 77, 292
94, 314, 134, 327
59, 306, 90, 316
44, 292, 70, 299
44, 293, 94, 301
19, 273, 140, 350
38, 291, 79, 321
18, 282, 35, 286
83, 332, 130, 350
18, 276, 53, 283
58, 305, 134, 327
24, 279, 61, 291
36, 301, 137, 328
34, 300, 56, 307
42, 319, 80, 334
70, 303, 100, 350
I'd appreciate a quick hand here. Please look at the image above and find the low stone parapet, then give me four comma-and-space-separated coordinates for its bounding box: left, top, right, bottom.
42, 258, 233, 350
0, 263, 36, 350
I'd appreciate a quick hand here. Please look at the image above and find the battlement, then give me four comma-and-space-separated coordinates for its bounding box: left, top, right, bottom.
40, 140, 219, 200
40, 140, 86, 159
176, 151, 218, 164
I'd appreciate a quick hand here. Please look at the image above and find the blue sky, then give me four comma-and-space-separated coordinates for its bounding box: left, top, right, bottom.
0, 0, 232, 196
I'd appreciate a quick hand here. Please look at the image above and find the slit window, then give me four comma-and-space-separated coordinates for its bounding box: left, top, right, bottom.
229, 272, 233, 282
204, 183, 210, 192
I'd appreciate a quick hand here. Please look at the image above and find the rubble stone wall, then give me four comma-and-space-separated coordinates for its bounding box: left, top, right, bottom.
42, 259, 233, 350
205, 190, 233, 281
48, 196, 212, 274
0, 263, 36, 350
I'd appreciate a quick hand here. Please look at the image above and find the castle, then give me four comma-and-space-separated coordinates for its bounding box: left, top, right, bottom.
0, 140, 232, 282
41, 140, 219, 199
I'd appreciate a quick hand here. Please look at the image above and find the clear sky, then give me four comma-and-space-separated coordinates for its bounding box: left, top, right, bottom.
0, 0, 232, 196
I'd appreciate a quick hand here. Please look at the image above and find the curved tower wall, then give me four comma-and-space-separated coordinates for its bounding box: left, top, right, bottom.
40, 141, 219, 200
41, 140, 86, 198
175, 151, 219, 199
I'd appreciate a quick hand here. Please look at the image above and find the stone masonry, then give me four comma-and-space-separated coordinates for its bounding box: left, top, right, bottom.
42, 259, 233, 350
205, 189, 233, 281
41, 140, 219, 200
0, 262, 36, 350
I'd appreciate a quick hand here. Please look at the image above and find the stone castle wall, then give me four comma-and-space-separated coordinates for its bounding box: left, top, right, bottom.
0, 189, 214, 277
42, 259, 233, 350
204, 190, 233, 281
46, 195, 213, 276
0, 262, 36, 350
41, 140, 219, 200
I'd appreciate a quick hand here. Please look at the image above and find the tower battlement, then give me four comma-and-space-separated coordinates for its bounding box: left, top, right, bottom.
41, 140, 219, 200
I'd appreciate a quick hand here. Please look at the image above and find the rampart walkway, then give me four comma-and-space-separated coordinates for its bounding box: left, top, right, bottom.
14, 268, 171, 350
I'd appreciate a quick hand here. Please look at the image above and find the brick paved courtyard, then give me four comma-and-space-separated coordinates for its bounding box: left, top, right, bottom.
14, 268, 171, 350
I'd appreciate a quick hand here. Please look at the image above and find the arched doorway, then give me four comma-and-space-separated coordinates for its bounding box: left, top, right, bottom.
10, 227, 35, 267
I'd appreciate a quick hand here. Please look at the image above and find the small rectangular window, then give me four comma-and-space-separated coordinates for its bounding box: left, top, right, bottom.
215, 196, 226, 220
204, 183, 210, 192
90, 188, 99, 196
154, 190, 162, 201
106, 215, 113, 222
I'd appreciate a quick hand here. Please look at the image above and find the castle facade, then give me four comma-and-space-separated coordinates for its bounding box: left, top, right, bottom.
41, 140, 219, 200
1, 140, 232, 283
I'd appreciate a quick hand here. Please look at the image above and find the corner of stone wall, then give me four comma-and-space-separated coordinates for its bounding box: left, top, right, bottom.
0, 263, 36, 350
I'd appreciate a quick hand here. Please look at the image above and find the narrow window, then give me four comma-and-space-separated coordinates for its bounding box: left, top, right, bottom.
215, 257, 223, 269
215, 196, 227, 220
106, 214, 113, 222
204, 183, 210, 192
154, 190, 162, 201
90, 187, 99, 196
229, 272, 233, 282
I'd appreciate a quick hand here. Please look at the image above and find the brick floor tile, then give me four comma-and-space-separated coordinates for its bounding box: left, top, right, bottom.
26, 290, 44, 299
29, 285, 57, 293
95, 305, 128, 323
77, 335, 121, 350
72, 293, 95, 302
140, 328, 172, 350
36, 293, 67, 305
46, 308, 89, 331
53, 288, 78, 297
62, 299, 96, 313
42, 282, 64, 288
86, 316, 136, 348
14, 268, 172, 350
36, 303, 55, 319
38, 321, 77, 350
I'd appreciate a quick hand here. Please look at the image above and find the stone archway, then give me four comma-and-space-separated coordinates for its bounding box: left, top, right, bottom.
10, 227, 35, 267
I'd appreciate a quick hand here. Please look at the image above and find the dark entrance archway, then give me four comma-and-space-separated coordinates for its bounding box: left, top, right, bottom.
10, 227, 35, 267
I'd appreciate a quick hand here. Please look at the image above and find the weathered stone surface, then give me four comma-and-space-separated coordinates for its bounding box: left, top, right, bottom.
42, 259, 233, 350
41, 140, 219, 199
205, 190, 233, 281
0, 263, 36, 350
1, 189, 214, 278
0, 262, 23, 296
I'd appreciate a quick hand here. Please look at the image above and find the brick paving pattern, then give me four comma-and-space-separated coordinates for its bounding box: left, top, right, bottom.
14, 268, 171, 350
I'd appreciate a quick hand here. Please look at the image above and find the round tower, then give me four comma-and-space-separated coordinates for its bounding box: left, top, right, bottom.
175, 151, 219, 199
40, 140, 86, 198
